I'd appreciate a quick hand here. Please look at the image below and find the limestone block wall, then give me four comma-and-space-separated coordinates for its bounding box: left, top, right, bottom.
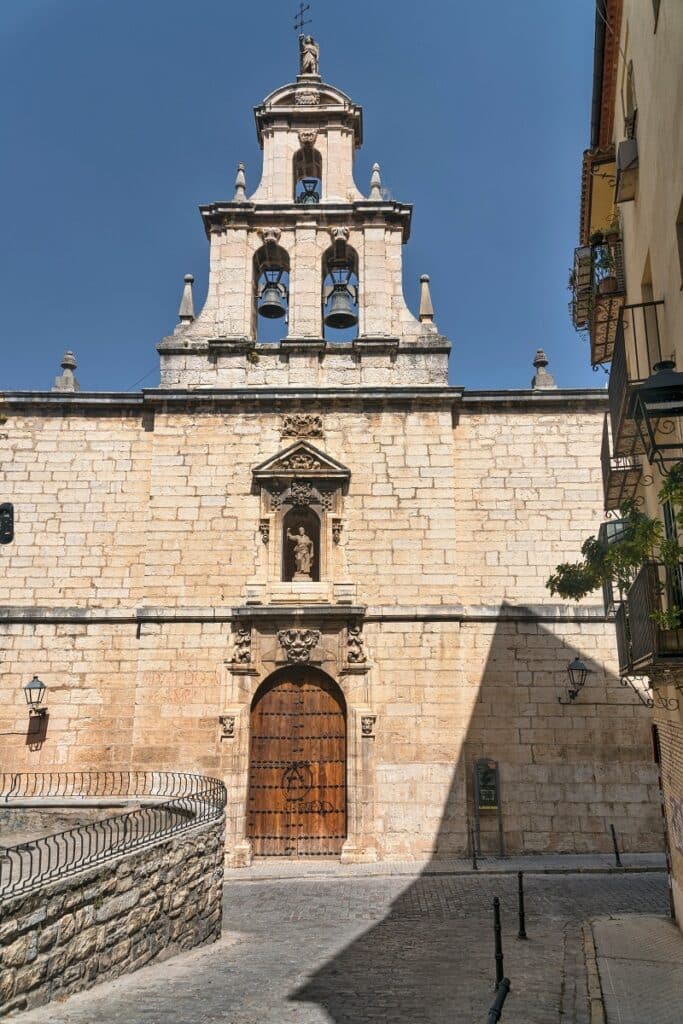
368, 618, 661, 858
655, 711, 683, 920
0, 820, 224, 1018
454, 402, 607, 607
0, 412, 150, 608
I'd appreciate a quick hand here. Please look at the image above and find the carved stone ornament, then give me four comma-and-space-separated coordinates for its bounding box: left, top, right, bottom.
332, 517, 343, 544
319, 490, 334, 512
330, 226, 350, 243
281, 414, 323, 439
278, 628, 321, 663
259, 518, 270, 544
347, 624, 367, 664
289, 480, 317, 507
361, 715, 376, 737
260, 227, 282, 246
298, 129, 318, 146
280, 452, 323, 472
295, 89, 320, 106
231, 626, 252, 664
219, 715, 236, 740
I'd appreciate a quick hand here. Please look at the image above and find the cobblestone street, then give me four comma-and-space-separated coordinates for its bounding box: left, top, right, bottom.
14, 869, 669, 1024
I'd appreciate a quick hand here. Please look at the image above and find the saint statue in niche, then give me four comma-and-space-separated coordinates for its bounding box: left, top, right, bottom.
287, 525, 315, 580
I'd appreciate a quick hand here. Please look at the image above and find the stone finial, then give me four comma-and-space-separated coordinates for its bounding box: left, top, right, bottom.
369, 163, 382, 200
52, 351, 80, 393
531, 348, 557, 389
418, 274, 435, 323
178, 274, 195, 323
233, 163, 247, 203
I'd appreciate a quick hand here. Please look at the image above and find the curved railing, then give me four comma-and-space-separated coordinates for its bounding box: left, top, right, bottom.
0, 771, 226, 899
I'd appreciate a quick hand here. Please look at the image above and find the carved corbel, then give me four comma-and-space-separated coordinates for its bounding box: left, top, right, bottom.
361, 715, 376, 737
219, 715, 236, 740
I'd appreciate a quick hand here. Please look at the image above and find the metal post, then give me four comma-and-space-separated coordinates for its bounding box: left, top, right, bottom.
493, 896, 504, 988
471, 826, 478, 871
517, 871, 527, 939
487, 978, 511, 1024
610, 823, 623, 868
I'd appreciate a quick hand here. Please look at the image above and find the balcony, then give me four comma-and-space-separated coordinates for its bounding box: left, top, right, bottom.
570, 237, 626, 365
616, 562, 683, 676
598, 518, 628, 617
600, 414, 641, 511
607, 300, 666, 457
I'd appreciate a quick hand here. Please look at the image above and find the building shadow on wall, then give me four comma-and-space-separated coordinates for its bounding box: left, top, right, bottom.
289, 606, 655, 1023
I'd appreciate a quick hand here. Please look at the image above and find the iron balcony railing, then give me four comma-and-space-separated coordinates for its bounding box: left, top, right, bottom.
0, 771, 226, 899
598, 517, 628, 617
623, 562, 683, 675
614, 601, 633, 675
600, 414, 641, 512
608, 300, 666, 457
570, 238, 626, 365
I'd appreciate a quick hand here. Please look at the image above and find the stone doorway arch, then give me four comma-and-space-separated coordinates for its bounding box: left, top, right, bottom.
246, 666, 347, 857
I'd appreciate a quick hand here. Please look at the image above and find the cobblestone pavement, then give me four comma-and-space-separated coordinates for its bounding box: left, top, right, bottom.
15, 872, 669, 1024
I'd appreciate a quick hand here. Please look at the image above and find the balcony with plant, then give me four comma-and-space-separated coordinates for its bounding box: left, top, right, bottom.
569, 225, 625, 365
547, 469, 683, 678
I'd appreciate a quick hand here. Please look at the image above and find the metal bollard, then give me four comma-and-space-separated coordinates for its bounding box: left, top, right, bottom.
471, 826, 478, 871
610, 823, 623, 868
517, 871, 527, 940
487, 978, 511, 1024
493, 896, 504, 988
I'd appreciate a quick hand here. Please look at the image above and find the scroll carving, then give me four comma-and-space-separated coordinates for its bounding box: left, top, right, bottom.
347, 625, 367, 664
231, 626, 252, 664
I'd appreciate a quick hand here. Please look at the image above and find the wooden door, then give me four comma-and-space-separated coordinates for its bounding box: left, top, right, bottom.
247, 670, 346, 856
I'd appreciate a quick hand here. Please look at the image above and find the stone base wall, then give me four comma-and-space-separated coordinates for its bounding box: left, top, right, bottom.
0, 819, 224, 1018
655, 710, 683, 924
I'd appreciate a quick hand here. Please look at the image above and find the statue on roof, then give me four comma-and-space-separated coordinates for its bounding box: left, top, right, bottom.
299, 34, 319, 76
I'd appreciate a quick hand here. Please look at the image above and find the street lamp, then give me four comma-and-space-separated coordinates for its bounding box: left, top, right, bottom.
632, 360, 683, 475
23, 675, 47, 716
559, 657, 591, 704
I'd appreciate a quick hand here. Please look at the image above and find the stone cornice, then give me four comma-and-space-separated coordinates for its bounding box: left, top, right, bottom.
0, 603, 609, 625
198, 200, 413, 241
1, 387, 608, 415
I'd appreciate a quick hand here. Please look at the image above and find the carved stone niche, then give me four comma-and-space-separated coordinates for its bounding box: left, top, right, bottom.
252, 441, 350, 585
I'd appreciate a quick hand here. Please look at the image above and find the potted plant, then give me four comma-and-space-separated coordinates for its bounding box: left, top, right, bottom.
605, 219, 621, 247
594, 244, 618, 294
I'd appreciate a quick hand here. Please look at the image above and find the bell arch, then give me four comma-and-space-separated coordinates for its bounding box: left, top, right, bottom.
322, 242, 359, 341
253, 241, 290, 341
293, 147, 322, 204
246, 665, 347, 857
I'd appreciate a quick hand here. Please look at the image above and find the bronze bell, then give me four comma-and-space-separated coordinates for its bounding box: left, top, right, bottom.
258, 281, 287, 319
324, 284, 358, 329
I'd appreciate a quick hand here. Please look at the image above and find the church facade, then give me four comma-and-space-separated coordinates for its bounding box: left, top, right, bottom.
0, 45, 663, 864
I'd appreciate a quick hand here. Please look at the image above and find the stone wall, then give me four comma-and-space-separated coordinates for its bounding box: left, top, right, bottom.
0, 819, 224, 1018
0, 391, 664, 861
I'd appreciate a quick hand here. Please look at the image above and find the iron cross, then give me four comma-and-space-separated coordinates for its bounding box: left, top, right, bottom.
293, 2, 312, 33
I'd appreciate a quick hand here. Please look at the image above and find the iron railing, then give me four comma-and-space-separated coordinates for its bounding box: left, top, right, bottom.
608, 301, 666, 456
570, 239, 626, 365
0, 771, 226, 899
626, 562, 683, 673
600, 414, 641, 512
614, 600, 633, 675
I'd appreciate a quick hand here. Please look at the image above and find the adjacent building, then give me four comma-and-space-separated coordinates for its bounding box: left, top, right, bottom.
0, 37, 662, 865
569, 0, 683, 917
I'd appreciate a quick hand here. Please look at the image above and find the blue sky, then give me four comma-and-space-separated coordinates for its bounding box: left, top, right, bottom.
0, 0, 600, 392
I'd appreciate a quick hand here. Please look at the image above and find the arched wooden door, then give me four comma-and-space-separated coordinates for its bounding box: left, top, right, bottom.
247, 668, 346, 857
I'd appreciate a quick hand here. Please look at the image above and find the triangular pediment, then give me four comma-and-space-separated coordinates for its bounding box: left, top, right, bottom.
252, 441, 350, 485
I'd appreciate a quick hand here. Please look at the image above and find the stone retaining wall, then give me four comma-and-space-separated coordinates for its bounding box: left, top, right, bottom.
0, 818, 224, 1017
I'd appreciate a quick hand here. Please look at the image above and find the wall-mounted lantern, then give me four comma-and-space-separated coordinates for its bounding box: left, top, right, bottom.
24, 675, 47, 716
559, 657, 591, 704
632, 360, 683, 475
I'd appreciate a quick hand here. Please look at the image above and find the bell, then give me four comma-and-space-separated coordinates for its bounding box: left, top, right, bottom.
324, 284, 358, 329
258, 282, 287, 319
